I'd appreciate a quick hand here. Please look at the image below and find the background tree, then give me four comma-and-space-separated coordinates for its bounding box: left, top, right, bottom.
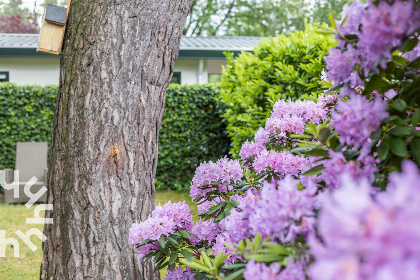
0, 0, 38, 33
40, 0, 194, 279
184, 0, 353, 36
0, 14, 38, 33
0, 0, 28, 16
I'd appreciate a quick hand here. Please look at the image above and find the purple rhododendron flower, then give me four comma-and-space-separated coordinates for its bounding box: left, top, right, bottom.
252, 150, 312, 177
358, 0, 420, 73
190, 219, 220, 246
224, 190, 259, 242
213, 232, 242, 265
129, 201, 193, 260
190, 156, 242, 200
403, 41, 420, 62
164, 266, 195, 280
336, 0, 366, 42
152, 201, 194, 231
310, 161, 420, 280
244, 260, 281, 280
332, 90, 388, 148
249, 177, 317, 243
240, 140, 266, 161
244, 259, 305, 280
255, 127, 270, 144
321, 150, 377, 189
324, 46, 362, 86
265, 99, 328, 136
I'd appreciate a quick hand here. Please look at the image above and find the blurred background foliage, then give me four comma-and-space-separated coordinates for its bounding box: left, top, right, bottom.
218, 23, 336, 157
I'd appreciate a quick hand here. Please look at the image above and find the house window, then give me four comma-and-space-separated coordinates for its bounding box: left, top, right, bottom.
170, 72, 181, 84
0, 72, 9, 82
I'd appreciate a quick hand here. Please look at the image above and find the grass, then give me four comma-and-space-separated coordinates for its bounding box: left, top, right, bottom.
0, 190, 197, 280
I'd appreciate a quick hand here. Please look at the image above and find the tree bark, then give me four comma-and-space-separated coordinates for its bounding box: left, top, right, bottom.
40, 0, 193, 279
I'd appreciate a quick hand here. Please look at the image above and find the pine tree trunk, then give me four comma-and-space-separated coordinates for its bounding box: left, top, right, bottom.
40, 0, 193, 279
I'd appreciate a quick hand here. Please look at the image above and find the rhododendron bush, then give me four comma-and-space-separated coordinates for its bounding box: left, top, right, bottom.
129, 1, 420, 279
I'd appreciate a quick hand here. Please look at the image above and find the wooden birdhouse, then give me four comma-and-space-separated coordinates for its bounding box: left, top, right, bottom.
37, 2, 70, 55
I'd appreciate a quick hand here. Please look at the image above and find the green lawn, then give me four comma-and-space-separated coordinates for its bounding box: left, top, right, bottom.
0, 190, 197, 280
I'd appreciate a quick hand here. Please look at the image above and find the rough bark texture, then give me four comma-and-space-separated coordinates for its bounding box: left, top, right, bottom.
40, 0, 194, 279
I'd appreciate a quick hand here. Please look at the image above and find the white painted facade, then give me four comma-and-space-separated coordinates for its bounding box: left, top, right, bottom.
0, 57, 227, 86
0, 57, 60, 86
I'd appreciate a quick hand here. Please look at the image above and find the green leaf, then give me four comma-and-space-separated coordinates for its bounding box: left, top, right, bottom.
213, 251, 228, 268
179, 259, 209, 272
302, 164, 324, 176
262, 242, 289, 255
411, 110, 420, 126
167, 237, 178, 245
222, 263, 246, 270
318, 127, 331, 144
410, 138, 420, 165
306, 148, 329, 157
392, 55, 407, 67
158, 236, 166, 248
401, 37, 419, 53
181, 249, 193, 262
179, 230, 190, 239
340, 15, 348, 28
207, 202, 226, 214
363, 74, 389, 94
201, 250, 212, 268
377, 138, 389, 161
246, 254, 284, 262
194, 273, 213, 279
253, 233, 262, 251
389, 137, 408, 157
390, 126, 411, 136
329, 13, 337, 30
169, 252, 178, 265
222, 268, 246, 280
316, 27, 335, 34
136, 239, 153, 248
393, 99, 407, 112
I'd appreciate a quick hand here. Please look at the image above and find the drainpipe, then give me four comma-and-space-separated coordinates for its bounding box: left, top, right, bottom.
198, 59, 204, 84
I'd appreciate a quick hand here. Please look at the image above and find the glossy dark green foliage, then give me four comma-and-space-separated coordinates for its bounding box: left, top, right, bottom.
156, 84, 230, 191
219, 24, 336, 157
0, 83, 57, 171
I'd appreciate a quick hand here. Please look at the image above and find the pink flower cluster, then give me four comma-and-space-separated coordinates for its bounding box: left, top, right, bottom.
240, 98, 329, 163
252, 150, 312, 177
325, 0, 420, 85
189, 219, 220, 246
164, 267, 195, 280
249, 177, 317, 243
332, 91, 388, 148
310, 161, 420, 280
321, 150, 378, 189
189, 156, 242, 200
244, 259, 305, 280
129, 201, 193, 260
265, 99, 328, 135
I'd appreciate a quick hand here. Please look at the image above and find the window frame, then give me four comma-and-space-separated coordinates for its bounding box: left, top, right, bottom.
0, 71, 9, 82
170, 72, 181, 84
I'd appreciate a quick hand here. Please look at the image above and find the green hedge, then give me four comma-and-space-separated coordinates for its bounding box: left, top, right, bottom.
0, 83, 57, 170
156, 84, 230, 191
219, 23, 336, 157
0, 83, 229, 191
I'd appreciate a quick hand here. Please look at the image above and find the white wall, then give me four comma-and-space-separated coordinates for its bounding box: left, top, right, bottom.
0, 57, 227, 86
0, 57, 60, 86
173, 59, 208, 85
208, 59, 227, 74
